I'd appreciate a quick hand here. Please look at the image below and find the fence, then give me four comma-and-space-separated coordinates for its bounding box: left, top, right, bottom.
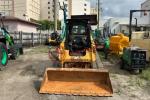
10, 32, 49, 47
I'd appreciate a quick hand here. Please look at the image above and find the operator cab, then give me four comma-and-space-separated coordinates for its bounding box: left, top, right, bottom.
65, 19, 91, 56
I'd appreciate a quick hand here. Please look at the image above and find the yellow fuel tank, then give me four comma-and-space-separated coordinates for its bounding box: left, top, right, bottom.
110, 33, 129, 54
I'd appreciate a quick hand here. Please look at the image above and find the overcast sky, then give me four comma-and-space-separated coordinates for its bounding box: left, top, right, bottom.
91, 0, 144, 19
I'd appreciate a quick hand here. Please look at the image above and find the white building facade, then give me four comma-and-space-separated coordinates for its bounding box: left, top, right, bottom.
104, 18, 130, 35
0, 0, 40, 21
91, 8, 98, 15
14, 0, 40, 21
40, 0, 59, 21
59, 0, 91, 20
0, 0, 14, 16
140, 0, 150, 25
72, 0, 90, 15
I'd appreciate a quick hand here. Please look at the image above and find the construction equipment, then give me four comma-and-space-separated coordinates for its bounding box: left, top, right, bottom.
129, 10, 150, 62
94, 29, 105, 50
40, 3, 113, 97
120, 10, 150, 73
46, 32, 60, 45
121, 47, 147, 74
0, 14, 23, 69
110, 33, 129, 54
59, 16, 97, 68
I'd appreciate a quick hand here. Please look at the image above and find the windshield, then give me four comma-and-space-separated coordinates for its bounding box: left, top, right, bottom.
72, 24, 86, 35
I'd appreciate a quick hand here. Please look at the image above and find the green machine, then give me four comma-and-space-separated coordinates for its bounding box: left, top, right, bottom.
121, 47, 146, 74
120, 10, 149, 74
0, 14, 23, 70
93, 29, 105, 50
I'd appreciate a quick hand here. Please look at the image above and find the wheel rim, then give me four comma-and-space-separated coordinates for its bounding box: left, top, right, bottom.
1, 46, 7, 65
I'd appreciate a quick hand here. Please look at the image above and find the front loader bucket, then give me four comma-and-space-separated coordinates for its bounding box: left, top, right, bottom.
39, 68, 113, 97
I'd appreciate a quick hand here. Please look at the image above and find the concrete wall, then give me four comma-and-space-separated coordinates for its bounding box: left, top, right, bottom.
17, 22, 37, 33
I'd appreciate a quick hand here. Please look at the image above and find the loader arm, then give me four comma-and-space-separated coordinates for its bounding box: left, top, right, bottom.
60, 2, 67, 41
0, 28, 14, 46
0, 15, 14, 46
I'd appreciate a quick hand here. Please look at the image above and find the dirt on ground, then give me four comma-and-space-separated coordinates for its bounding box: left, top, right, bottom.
0, 46, 150, 100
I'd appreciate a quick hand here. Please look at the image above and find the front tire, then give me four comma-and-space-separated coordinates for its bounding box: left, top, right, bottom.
0, 42, 8, 70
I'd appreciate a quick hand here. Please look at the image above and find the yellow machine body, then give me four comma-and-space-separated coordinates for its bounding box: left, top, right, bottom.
58, 37, 96, 68
48, 38, 57, 44
110, 33, 130, 54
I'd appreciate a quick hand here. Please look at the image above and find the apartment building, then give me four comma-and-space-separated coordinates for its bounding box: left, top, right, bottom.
91, 7, 98, 15
140, 0, 150, 24
0, 0, 40, 21
40, 0, 59, 21
0, 0, 14, 16
14, 0, 40, 21
72, 0, 90, 15
59, 0, 91, 20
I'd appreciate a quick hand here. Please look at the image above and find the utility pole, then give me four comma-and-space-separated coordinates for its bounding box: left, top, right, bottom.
97, 0, 100, 29
54, 0, 58, 32
97, 0, 102, 29
12, 0, 15, 16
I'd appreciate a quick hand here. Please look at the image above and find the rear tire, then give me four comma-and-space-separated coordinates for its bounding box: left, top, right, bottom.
15, 44, 24, 55
131, 69, 140, 75
139, 69, 143, 74
10, 45, 19, 60
19, 47, 24, 55
120, 58, 124, 69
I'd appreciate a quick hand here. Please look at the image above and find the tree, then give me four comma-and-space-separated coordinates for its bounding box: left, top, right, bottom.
37, 20, 61, 32
37, 20, 52, 32
57, 20, 61, 30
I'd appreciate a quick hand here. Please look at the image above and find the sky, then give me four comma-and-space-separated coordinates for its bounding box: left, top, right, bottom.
91, 0, 144, 19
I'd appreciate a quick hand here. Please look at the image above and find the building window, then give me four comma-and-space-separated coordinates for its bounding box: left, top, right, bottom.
48, 11, 50, 14
84, 9, 86, 11
48, 7, 50, 9
48, 2, 50, 4
84, 4, 87, 6
48, 16, 50, 19
84, 13, 86, 15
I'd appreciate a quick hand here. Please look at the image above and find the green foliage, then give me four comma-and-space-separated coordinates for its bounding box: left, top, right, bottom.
57, 20, 61, 30
37, 20, 61, 31
140, 66, 150, 81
